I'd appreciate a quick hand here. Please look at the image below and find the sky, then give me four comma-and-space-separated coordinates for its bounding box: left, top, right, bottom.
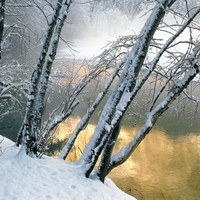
0, 135, 136, 200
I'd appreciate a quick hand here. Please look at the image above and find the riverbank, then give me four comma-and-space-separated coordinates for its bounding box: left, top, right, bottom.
0, 135, 136, 200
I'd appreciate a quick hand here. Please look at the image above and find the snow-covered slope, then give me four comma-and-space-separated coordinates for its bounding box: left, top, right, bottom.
0, 135, 136, 200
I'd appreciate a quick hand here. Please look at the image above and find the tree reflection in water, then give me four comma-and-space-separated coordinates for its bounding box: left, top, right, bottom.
52, 117, 200, 200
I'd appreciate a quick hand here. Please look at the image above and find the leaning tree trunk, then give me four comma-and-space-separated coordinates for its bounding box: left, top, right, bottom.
16, 0, 73, 155
96, 5, 200, 180
107, 60, 200, 174
79, 0, 176, 179
31, 1, 72, 149
96, 122, 121, 182
0, 0, 6, 59
58, 60, 124, 160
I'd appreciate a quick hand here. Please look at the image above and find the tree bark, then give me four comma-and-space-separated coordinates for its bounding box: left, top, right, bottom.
31, 1, 72, 144
0, 0, 6, 59
16, 0, 64, 152
107, 62, 200, 173
96, 122, 121, 182
81, 0, 176, 178
58, 61, 123, 160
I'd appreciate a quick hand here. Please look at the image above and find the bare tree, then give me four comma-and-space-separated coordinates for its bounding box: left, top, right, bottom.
57, 0, 200, 182
16, 0, 121, 156
2, 0, 198, 185
16, 0, 75, 155
0, 0, 6, 59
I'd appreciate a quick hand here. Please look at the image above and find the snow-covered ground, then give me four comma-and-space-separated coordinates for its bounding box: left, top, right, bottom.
0, 135, 136, 200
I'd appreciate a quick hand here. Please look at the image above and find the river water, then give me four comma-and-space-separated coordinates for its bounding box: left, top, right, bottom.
109, 127, 200, 200
2, 56, 198, 199
53, 51, 200, 200
54, 103, 200, 200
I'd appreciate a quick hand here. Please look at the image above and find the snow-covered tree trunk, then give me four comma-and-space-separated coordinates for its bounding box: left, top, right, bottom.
78, 0, 176, 179
107, 59, 200, 174
16, 0, 63, 151
95, 4, 200, 182
58, 61, 124, 160
102, 5, 200, 178
0, 0, 6, 101
16, 0, 73, 155
0, 0, 5, 59
31, 1, 72, 149
96, 122, 121, 182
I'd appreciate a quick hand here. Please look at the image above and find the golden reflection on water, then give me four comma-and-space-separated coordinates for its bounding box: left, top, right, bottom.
55, 117, 200, 200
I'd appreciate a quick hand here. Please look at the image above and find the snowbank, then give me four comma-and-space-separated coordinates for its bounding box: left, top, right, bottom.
0, 135, 136, 200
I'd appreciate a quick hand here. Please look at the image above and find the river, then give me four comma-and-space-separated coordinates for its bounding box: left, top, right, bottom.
45, 55, 200, 200
53, 101, 200, 200
56, 5, 200, 198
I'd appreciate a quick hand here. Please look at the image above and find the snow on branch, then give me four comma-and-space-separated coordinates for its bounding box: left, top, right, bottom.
183, 91, 200, 103
58, 60, 124, 160
0, 137, 5, 156
78, 0, 177, 178
16, 0, 65, 149
108, 58, 200, 173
